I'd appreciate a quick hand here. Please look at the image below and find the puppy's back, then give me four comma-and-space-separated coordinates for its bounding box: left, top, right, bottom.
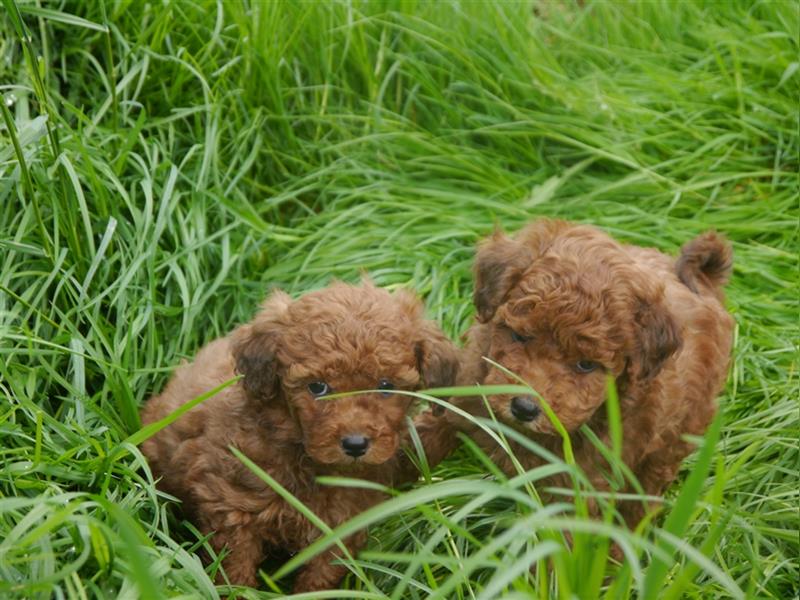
141, 338, 237, 484
630, 234, 734, 438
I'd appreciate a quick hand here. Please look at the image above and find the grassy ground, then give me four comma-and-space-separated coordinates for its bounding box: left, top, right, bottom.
1, 0, 797, 598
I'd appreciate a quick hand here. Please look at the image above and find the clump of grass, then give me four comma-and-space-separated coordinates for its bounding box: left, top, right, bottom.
1, 0, 797, 598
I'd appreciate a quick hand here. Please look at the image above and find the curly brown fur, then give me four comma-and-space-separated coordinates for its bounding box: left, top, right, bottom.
676, 230, 733, 298
141, 281, 458, 592
454, 219, 734, 528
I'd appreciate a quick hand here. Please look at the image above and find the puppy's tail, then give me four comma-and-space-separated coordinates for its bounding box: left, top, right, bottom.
676, 231, 733, 296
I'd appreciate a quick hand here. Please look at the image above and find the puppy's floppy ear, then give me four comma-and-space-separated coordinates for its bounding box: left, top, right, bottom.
473, 229, 534, 323
393, 289, 459, 387
391, 288, 459, 415
230, 290, 291, 401
631, 297, 682, 381
415, 322, 460, 414
474, 219, 571, 322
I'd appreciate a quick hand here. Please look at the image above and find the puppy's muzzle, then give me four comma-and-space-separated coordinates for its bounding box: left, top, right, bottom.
510, 396, 540, 422
340, 434, 370, 458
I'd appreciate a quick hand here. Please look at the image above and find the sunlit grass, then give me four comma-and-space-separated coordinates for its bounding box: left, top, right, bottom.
0, 0, 797, 598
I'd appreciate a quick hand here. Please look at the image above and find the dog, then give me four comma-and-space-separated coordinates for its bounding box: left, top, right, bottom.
140, 281, 458, 591
454, 219, 734, 529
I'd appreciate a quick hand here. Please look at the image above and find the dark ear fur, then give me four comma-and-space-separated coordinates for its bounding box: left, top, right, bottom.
473, 231, 532, 323
632, 299, 682, 380
232, 325, 279, 400
415, 324, 459, 415
230, 290, 290, 401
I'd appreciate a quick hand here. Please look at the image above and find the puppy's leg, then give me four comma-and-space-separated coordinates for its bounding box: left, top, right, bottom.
622, 450, 684, 530
395, 410, 460, 484
416, 409, 461, 467
292, 532, 366, 592
203, 513, 264, 588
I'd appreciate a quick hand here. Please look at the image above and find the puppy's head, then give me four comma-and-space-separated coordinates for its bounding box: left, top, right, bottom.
231, 281, 458, 469
472, 219, 681, 434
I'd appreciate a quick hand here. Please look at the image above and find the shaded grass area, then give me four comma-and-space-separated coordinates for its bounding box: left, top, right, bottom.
0, 0, 797, 598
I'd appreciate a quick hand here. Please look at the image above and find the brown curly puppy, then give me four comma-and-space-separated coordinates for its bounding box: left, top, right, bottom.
141, 281, 458, 592
455, 219, 734, 528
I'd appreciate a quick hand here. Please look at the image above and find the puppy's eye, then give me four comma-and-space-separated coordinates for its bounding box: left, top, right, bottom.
377, 379, 395, 396
308, 381, 330, 396
510, 330, 530, 343
575, 360, 600, 374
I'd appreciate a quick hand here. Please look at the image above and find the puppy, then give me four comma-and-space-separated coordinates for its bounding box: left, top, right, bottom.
141, 281, 458, 591
456, 219, 734, 528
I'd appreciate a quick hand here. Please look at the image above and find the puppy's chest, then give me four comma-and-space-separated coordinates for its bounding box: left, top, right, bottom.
224, 444, 383, 549
478, 432, 595, 489
489, 442, 546, 477
472, 430, 547, 474
252, 485, 382, 551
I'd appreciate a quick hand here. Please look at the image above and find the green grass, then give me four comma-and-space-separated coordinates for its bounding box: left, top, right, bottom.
1, 0, 797, 598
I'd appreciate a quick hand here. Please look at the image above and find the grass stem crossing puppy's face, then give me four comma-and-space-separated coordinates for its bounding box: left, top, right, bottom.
472, 220, 681, 434
231, 282, 458, 468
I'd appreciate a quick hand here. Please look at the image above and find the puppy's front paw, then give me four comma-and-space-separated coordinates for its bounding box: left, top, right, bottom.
292, 562, 347, 593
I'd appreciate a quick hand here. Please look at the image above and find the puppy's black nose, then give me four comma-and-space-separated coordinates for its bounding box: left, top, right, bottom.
510, 396, 540, 422
341, 435, 370, 457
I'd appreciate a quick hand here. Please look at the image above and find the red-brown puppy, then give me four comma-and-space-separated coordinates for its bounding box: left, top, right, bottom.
141, 281, 458, 591
456, 219, 734, 527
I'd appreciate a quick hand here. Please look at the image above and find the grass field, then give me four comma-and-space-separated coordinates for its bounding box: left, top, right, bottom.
1, 1, 798, 598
